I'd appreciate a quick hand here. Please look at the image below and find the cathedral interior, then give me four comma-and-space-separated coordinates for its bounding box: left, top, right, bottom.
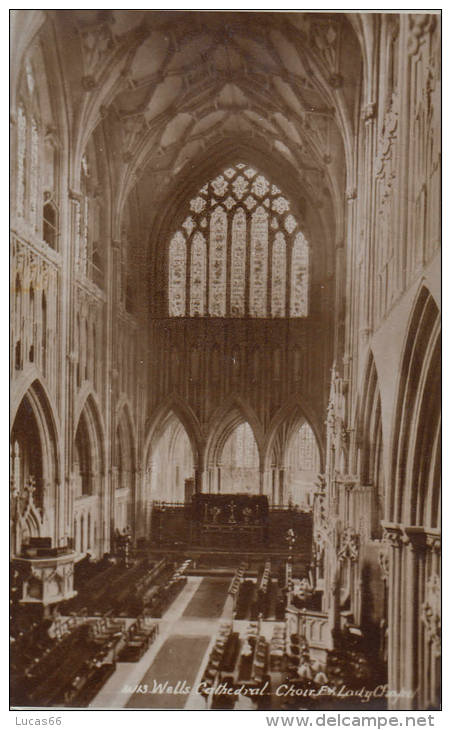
10, 10, 440, 711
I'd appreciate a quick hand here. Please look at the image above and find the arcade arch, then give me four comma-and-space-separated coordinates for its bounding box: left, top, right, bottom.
217, 421, 260, 495
146, 413, 195, 504
10, 379, 60, 555
266, 404, 322, 507
72, 395, 105, 557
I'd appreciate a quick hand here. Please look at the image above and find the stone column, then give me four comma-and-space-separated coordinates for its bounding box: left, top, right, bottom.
216, 466, 221, 494
194, 465, 204, 494
278, 468, 285, 505
382, 523, 404, 707
401, 528, 426, 708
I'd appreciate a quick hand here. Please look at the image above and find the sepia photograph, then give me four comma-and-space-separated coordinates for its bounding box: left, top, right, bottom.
10, 9, 441, 713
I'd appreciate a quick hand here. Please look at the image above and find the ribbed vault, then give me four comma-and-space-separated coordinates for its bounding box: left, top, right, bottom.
44, 10, 362, 247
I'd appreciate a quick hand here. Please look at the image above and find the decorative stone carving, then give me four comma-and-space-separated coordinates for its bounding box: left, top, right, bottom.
378, 541, 390, 582
408, 14, 436, 57
310, 17, 341, 74
382, 525, 404, 549
121, 114, 148, 166
361, 102, 376, 123
14, 551, 78, 606
79, 21, 115, 79
426, 533, 441, 555
421, 573, 440, 652
338, 526, 360, 563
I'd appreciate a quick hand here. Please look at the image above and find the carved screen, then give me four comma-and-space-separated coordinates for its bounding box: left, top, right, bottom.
167, 162, 309, 317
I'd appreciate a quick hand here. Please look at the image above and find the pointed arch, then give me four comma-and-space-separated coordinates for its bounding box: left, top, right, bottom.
390, 286, 441, 528
358, 351, 383, 484
205, 395, 264, 469
354, 349, 386, 535
73, 392, 106, 496
263, 398, 324, 472
145, 409, 196, 504
114, 400, 136, 488
143, 395, 202, 472
10, 377, 61, 552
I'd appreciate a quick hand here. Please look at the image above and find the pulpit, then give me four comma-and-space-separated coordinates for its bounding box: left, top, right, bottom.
13, 539, 78, 611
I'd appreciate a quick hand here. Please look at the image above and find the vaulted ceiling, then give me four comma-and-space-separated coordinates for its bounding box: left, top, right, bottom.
48, 10, 363, 244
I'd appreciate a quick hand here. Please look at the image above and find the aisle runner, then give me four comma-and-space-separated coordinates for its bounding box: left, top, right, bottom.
126, 635, 210, 709
182, 577, 230, 618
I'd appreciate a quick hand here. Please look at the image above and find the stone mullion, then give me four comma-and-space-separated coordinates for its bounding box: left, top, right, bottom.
225, 207, 233, 316
267, 222, 273, 317
286, 232, 292, 319
185, 231, 192, 317
244, 209, 252, 318
206, 204, 212, 315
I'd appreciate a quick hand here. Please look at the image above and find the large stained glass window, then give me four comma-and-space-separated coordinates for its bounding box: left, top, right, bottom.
168, 162, 309, 317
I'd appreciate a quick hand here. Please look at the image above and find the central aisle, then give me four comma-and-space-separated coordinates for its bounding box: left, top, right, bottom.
182, 577, 231, 618
126, 634, 211, 709
90, 576, 230, 709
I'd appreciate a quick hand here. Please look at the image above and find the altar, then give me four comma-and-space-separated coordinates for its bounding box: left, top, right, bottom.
191, 494, 269, 547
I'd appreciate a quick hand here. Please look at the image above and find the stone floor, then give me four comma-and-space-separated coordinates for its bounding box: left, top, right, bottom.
90, 577, 230, 709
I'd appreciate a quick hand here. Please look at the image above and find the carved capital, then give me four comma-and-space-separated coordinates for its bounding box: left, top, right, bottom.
382, 524, 404, 549
426, 533, 441, 554
403, 526, 428, 553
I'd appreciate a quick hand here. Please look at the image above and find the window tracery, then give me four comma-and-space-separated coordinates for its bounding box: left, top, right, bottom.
167, 162, 310, 317
15, 51, 59, 249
